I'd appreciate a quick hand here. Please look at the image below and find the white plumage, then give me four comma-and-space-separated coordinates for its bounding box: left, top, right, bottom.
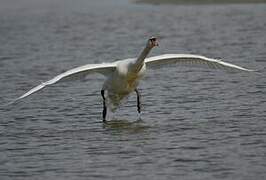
9, 37, 254, 121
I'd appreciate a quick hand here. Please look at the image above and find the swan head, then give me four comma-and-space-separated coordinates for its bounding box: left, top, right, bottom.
147, 37, 159, 48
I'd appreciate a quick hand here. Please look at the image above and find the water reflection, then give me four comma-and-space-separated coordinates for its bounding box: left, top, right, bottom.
102, 118, 151, 134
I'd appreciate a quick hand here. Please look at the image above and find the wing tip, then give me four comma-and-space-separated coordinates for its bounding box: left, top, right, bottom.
1, 101, 15, 110
4, 99, 19, 107
244, 68, 255, 72
250, 69, 263, 75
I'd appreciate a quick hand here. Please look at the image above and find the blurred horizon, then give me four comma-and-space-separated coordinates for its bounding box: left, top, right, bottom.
137, 0, 266, 4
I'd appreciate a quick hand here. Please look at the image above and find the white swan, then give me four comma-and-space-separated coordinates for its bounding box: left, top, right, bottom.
9, 37, 254, 121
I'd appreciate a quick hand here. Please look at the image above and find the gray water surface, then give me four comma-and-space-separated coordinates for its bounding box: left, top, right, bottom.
0, 0, 266, 179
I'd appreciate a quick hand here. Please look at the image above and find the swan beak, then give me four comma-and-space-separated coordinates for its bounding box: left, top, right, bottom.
153, 40, 159, 47
149, 37, 159, 47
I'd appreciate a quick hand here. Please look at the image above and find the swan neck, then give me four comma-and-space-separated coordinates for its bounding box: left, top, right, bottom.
134, 46, 151, 72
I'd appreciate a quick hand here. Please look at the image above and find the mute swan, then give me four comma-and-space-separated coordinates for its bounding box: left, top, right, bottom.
9, 37, 254, 122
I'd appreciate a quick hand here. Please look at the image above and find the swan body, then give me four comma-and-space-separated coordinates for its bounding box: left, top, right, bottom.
9, 37, 254, 121
104, 58, 146, 93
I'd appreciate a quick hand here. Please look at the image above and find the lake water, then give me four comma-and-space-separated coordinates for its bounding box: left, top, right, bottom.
0, 0, 266, 179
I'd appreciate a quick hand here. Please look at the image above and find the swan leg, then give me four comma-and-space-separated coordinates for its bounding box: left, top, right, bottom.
101, 90, 107, 122
135, 89, 141, 114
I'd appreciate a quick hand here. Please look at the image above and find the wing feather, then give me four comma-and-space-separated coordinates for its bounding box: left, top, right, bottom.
8, 63, 116, 105
145, 54, 254, 72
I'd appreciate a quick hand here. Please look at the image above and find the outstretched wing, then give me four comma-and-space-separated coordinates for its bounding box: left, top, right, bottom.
8, 63, 116, 105
145, 54, 254, 72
